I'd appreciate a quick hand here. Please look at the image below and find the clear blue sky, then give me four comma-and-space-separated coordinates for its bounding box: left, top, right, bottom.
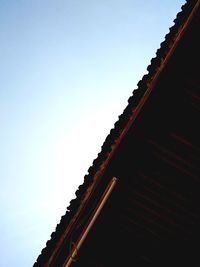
0, 1, 184, 266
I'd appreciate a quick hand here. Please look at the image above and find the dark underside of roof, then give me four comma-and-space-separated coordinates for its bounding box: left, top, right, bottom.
68, 5, 200, 267
34, 1, 200, 266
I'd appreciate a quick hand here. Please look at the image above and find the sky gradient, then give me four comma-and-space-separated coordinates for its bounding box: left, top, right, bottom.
0, 1, 184, 266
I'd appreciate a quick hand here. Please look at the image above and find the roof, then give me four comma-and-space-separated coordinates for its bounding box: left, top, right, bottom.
34, 0, 200, 266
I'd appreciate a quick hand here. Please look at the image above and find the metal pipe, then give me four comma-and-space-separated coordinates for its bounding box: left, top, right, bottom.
64, 177, 117, 267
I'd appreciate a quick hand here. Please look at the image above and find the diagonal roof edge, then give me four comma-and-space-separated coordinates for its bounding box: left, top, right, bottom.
34, 0, 200, 265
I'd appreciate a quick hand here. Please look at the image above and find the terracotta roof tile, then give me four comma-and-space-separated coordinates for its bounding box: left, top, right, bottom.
34, 1, 199, 265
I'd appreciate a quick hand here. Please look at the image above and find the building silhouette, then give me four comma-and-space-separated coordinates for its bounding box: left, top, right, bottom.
34, 0, 200, 266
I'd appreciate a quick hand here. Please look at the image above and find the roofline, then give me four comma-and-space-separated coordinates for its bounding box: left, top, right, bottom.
34, 1, 200, 266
